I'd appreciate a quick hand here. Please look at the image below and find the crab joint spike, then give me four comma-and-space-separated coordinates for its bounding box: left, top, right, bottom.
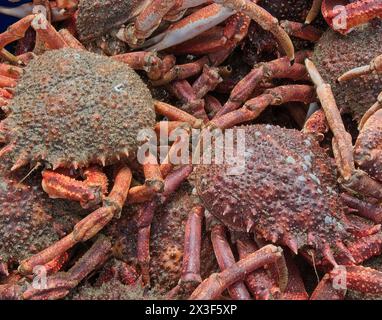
0, 143, 14, 159
323, 243, 338, 268
336, 241, 356, 264
283, 235, 298, 255
11, 155, 29, 171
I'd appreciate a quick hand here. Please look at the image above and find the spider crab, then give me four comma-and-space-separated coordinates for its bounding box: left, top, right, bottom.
0, 11, 215, 281
145, 48, 382, 298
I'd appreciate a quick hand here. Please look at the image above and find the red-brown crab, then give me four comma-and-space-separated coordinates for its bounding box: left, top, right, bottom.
52, 0, 295, 60
189, 121, 382, 296
0, 13, 210, 278
0, 172, 82, 280
148, 70, 382, 298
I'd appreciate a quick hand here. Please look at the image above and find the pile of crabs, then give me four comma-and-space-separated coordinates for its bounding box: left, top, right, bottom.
0, 0, 381, 300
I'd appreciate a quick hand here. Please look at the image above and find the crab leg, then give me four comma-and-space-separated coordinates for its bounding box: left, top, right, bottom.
310, 272, 345, 300
41, 166, 108, 209
169, 80, 208, 120
22, 236, 111, 300
113, 52, 173, 81
341, 193, 382, 223
280, 21, 323, 42
236, 235, 281, 300
58, 28, 85, 50
0, 64, 23, 79
144, 1, 294, 61
312, 265, 382, 300
281, 251, 309, 300
0, 13, 67, 51
136, 165, 193, 284
339, 54, 382, 82
358, 92, 382, 130
322, 0, 382, 34
303, 109, 329, 140
150, 12, 249, 86
190, 245, 285, 300
143, 4, 234, 51
211, 225, 252, 300
205, 95, 223, 118
19, 166, 132, 275
0, 75, 17, 89
30, 13, 68, 50
154, 100, 204, 128
211, 85, 315, 129
306, 59, 382, 200
180, 205, 204, 286
305, 0, 323, 24
216, 52, 311, 117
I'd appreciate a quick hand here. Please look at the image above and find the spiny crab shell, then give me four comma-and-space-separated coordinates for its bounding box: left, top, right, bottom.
0, 175, 80, 269
0, 48, 155, 171
75, 0, 146, 41
313, 21, 382, 121
260, 0, 314, 21
195, 124, 351, 260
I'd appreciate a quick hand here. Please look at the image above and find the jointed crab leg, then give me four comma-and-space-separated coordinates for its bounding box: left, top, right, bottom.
19, 165, 132, 275
23, 236, 111, 300
236, 235, 290, 300
322, 0, 382, 34
211, 224, 252, 300
311, 265, 382, 300
305, 59, 382, 200
216, 52, 311, 117
136, 165, 193, 284
0, 13, 68, 51
190, 245, 285, 300
305, 0, 323, 24
338, 54, 382, 82
0, 64, 23, 79
210, 84, 315, 129
180, 205, 204, 286
41, 166, 108, 209
141, 1, 294, 61
341, 193, 382, 223
150, 12, 250, 86
358, 92, 382, 130
280, 21, 323, 42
